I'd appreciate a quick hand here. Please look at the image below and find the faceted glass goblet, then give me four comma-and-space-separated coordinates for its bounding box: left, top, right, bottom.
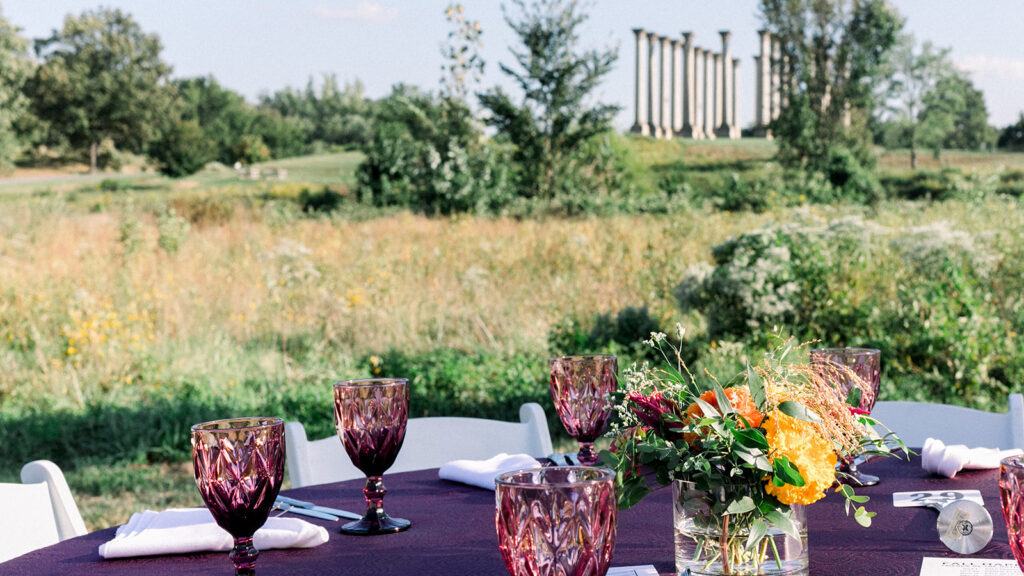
334, 377, 411, 535
549, 354, 618, 466
810, 347, 882, 486
191, 417, 285, 576
496, 466, 618, 576
1001, 454, 1024, 571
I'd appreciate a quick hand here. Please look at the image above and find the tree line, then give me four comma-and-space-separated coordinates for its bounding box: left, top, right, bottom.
0, 1, 1022, 190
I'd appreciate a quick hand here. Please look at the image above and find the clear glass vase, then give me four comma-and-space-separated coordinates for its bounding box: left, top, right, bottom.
673, 481, 808, 576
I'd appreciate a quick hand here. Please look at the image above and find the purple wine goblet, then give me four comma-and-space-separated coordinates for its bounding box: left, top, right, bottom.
191, 417, 285, 576
334, 377, 411, 535
496, 466, 618, 576
810, 347, 882, 486
1000, 455, 1024, 571
549, 354, 618, 466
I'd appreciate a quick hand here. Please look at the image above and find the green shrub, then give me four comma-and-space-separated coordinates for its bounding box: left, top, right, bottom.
149, 119, 215, 178
156, 207, 190, 254
100, 178, 131, 192
548, 306, 673, 364
882, 168, 963, 201
298, 186, 345, 213
169, 194, 237, 226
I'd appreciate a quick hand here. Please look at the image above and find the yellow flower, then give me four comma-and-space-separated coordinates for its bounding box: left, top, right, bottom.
763, 410, 836, 506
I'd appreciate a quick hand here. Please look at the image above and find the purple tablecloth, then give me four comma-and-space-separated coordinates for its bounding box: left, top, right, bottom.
1, 454, 1017, 575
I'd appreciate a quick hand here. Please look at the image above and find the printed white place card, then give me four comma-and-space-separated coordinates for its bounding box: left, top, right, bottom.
894, 489, 984, 508
607, 566, 659, 576
920, 557, 1021, 575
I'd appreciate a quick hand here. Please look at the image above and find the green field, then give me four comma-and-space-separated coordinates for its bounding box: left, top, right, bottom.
1, 142, 1022, 530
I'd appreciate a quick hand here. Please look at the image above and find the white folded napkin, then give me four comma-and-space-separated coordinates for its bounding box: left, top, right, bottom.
99, 508, 329, 559
438, 453, 541, 490
921, 437, 1024, 478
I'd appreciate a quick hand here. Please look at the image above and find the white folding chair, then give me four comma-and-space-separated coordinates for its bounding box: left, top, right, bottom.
0, 460, 87, 564
870, 393, 1024, 449
285, 402, 554, 488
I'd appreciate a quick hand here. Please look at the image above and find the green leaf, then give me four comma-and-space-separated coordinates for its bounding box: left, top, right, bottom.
766, 509, 801, 540
598, 449, 619, 469
778, 400, 822, 423
712, 382, 735, 416
726, 496, 756, 515
733, 427, 770, 451
854, 506, 875, 527
772, 456, 806, 487
745, 518, 769, 551
747, 364, 768, 413
694, 397, 720, 418
845, 387, 863, 408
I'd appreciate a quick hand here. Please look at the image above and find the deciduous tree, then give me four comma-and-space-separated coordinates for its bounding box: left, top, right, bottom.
760, 0, 903, 170
478, 0, 618, 199
28, 8, 175, 171
0, 8, 33, 172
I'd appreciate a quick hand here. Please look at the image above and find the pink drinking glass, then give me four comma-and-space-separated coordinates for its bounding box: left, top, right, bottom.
1000, 454, 1024, 571
496, 466, 618, 576
334, 377, 411, 535
810, 347, 882, 486
549, 354, 618, 466
191, 417, 285, 576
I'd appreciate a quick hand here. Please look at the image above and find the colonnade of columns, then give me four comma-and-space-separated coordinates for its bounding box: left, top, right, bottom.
631, 28, 783, 140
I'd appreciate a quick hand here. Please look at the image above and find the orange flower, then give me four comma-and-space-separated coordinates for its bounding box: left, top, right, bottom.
682, 387, 764, 446
763, 410, 837, 506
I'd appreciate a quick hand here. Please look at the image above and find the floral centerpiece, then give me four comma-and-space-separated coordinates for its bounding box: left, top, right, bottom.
601, 329, 901, 576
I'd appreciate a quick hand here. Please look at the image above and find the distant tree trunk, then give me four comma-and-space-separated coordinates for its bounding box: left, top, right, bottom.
910, 144, 917, 169
89, 142, 98, 173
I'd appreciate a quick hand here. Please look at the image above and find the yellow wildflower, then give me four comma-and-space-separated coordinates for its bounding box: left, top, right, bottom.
763, 410, 836, 506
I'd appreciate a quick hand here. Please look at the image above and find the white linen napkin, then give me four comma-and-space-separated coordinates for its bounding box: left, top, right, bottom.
438, 453, 541, 490
921, 437, 1024, 478
99, 508, 329, 559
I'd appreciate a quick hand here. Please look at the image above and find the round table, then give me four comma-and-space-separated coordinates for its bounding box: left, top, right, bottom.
1, 454, 1017, 575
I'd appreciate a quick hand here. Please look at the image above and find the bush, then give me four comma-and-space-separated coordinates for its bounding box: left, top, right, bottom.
233, 134, 271, 165
156, 207, 190, 254
298, 186, 346, 213
548, 306, 673, 364
997, 169, 1024, 197
882, 169, 963, 201
149, 120, 215, 177
357, 88, 513, 215
99, 178, 131, 192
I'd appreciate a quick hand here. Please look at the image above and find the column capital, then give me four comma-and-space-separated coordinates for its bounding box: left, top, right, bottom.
757, 29, 769, 39
733, 57, 740, 67
660, 35, 672, 46
719, 30, 732, 43
632, 27, 647, 37
672, 38, 683, 48
681, 31, 694, 44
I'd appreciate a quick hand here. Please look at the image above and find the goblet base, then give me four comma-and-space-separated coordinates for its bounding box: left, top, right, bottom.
341, 512, 410, 535
838, 459, 880, 487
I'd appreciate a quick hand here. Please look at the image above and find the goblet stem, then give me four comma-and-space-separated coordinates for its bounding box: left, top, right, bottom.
364, 475, 387, 520
576, 441, 599, 466
839, 457, 879, 487
229, 536, 258, 576
340, 475, 411, 535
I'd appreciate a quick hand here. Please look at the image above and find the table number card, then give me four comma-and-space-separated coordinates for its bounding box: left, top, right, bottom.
607, 566, 659, 576
894, 489, 984, 508
920, 557, 1021, 575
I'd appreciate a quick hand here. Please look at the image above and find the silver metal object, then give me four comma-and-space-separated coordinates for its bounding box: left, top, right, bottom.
275, 496, 362, 520
273, 500, 340, 521
935, 500, 993, 555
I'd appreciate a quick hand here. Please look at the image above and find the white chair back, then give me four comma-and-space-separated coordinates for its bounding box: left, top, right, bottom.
0, 460, 86, 563
871, 393, 1024, 449
286, 402, 554, 488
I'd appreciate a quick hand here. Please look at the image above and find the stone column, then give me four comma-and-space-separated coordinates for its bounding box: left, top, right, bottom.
770, 38, 781, 122
671, 39, 683, 135
680, 32, 699, 138
630, 28, 650, 135
703, 49, 716, 140
715, 31, 733, 138
660, 35, 673, 140
648, 33, 663, 139
713, 53, 723, 135
731, 58, 740, 138
754, 29, 772, 137
693, 47, 704, 140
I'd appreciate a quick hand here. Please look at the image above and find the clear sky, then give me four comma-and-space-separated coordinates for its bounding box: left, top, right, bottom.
2, 1, 1022, 129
